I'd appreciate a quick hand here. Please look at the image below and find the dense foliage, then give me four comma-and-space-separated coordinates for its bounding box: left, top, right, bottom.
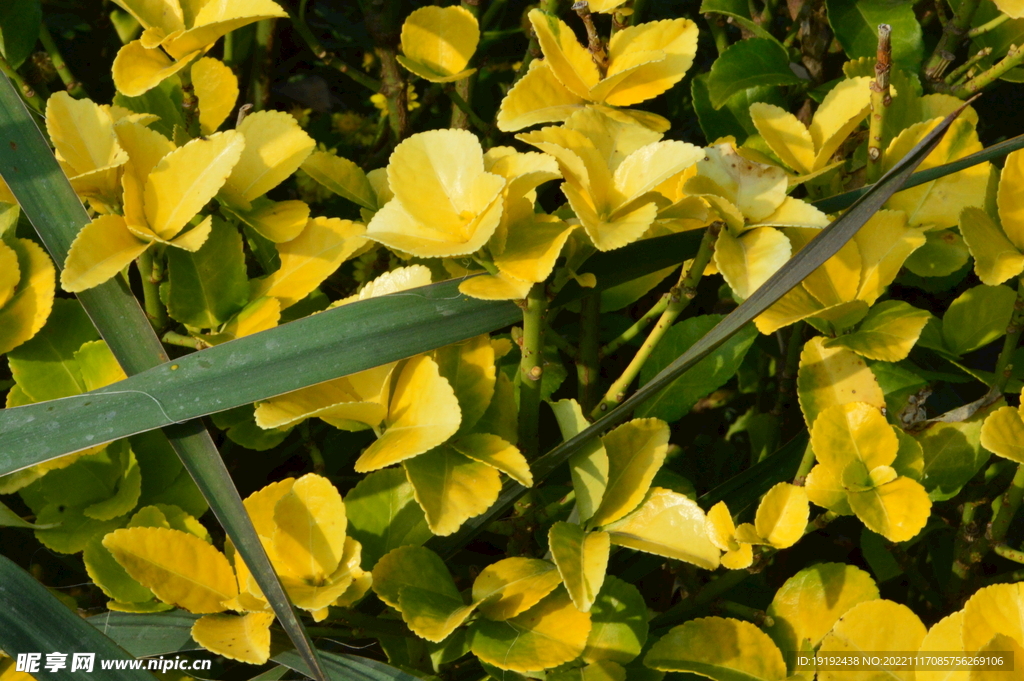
2, 0, 1024, 679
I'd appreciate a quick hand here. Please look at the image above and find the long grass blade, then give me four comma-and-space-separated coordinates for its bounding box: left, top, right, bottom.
0, 71, 329, 681
429, 99, 976, 559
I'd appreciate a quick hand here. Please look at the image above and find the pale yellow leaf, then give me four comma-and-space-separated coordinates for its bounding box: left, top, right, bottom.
0, 239, 56, 355
797, 336, 885, 427
112, 40, 198, 97
696, 144, 788, 221
226, 198, 310, 244
918, 611, 968, 681
404, 445, 501, 536
272, 473, 347, 582
451, 433, 532, 487
46, 92, 126, 175
960, 206, 1024, 286
645, 616, 787, 680
853, 210, 926, 304
473, 557, 563, 621
749, 102, 815, 175
603, 488, 721, 569
549, 522, 610, 612
191, 612, 274, 664
755, 482, 809, 549
715, 226, 792, 300
61, 214, 150, 292
528, 9, 600, 99
398, 6, 479, 82
962, 582, 1024, 652
300, 151, 376, 210
221, 110, 315, 207
809, 77, 872, 169
161, 0, 287, 59
980, 405, 1024, 463
848, 476, 931, 542
818, 600, 926, 681
192, 57, 238, 135
495, 60, 586, 132
999, 149, 1024, 248
600, 18, 699, 107
590, 418, 669, 527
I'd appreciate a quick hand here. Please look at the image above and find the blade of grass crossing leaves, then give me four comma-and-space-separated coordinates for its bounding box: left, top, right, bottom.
430, 99, 976, 559
0, 554, 154, 681
0, 71, 330, 681
812, 132, 1024, 214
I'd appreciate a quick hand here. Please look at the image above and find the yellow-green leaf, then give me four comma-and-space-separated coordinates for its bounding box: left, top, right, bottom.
404, 444, 501, 536
356, 355, 461, 472
191, 612, 274, 664
797, 336, 885, 427
918, 611, 968, 681
192, 57, 238, 135
470, 587, 592, 672
398, 585, 476, 643
754, 482, 809, 549
551, 398, 608, 522
852, 210, 926, 305
344, 468, 431, 570
970, 635, 1024, 681
749, 103, 814, 175
549, 522, 610, 613
981, 405, 1024, 463
817, 600, 926, 681
766, 563, 879, 656
0, 238, 56, 355
590, 418, 669, 527
397, 6, 479, 83
715, 227, 792, 301
824, 301, 931, 361
473, 557, 562, 621
300, 150, 376, 210
603, 488, 721, 569
645, 616, 787, 681
103, 526, 237, 613
942, 284, 1017, 356
371, 545, 461, 611
451, 433, 532, 487
848, 476, 931, 543
582, 576, 648, 664
960, 206, 1024, 286
433, 334, 495, 435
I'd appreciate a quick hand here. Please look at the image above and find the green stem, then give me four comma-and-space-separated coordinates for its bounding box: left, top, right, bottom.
592, 224, 719, 418
630, 0, 648, 24
946, 47, 993, 84
924, 0, 981, 82
793, 441, 817, 483
989, 465, 1024, 545
577, 294, 601, 412
162, 331, 204, 350
0, 54, 45, 114
993, 543, 1024, 564
954, 44, 1024, 97
177, 64, 201, 138
968, 13, 1011, 38
715, 600, 774, 627
247, 19, 276, 111
867, 24, 892, 183
546, 321, 577, 361
601, 289, 672, 357
38, 25, 87, 99
446, 87, 488, 133
992, 276, 1024, 392
359, 0, 409, 142
707, 17, 731, 56
138, 250, 168, 332
519, 284, 547, 458
574, 3, 608, 75
481, 0, 508, 30
288, 11, 381, 92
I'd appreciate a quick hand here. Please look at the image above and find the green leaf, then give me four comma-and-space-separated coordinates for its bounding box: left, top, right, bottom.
0, 498, 56, 528
163, 217, 249, 329
942, 284, 1016, 355
638, 315, 757, 422
582, 576, 649, 665
429, 96, 971, 559
915, 403, 991, 501
211, 404, 293, 451
0, 553, 153, 681
551, 398, 608, 523
825, 0, 924, 70
344, 468, 432, 570
823, 301, 931, 362
549, 522, 609, 613
904, 229, 970, 278
699, 0, 780, 43
0, 68, 329, 681
691, 74, 787, 145
0, 0, 41, 69
7, 298, 97, 401
706, 39, 803, 109
113, 78, 187, 140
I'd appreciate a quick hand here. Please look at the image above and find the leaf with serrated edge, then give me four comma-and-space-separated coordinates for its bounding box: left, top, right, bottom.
103, 526, 237, 613
824, 301, 931, 361
433, 334, 495, 435
452, 433, 532, 487
981, 405, 1024, 463
473, 557, 562, 621
192, 57, 238, 135
960, 206, 1024, 286
371, 545, 461, 611
221, 111, 315, 208
62, 214, 149, 292
918, 611, 967, 681
590, 418, 669, 527
848, 476, 931, 543
404, 445, 501, 536
191, 612, 274, 664
344, 468, 431, 570
818, 600, 926, 681
301, 151, 376, 210
549, 522, 609, 612
645, 616, 787, 680
398, 6, 479, 82
602, 488, 720, 569
0, 238, 56, 354
798, 337, 885, 427
582, 576, 648, 664
273, 473, 347, 582
961, 582, 1024, 652
754, 483, 808, 549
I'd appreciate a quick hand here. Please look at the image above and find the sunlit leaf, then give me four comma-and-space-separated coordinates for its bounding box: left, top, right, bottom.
961, 581, 1024, 652
590, 418, 670, 527
549, 522, 610, 612
404, 444, 501, 537
397, 6, 479, 83
798, 337, 885, 426
602, 488, 721, 569
192, 57, 238, 135
220, 110, 315, 208
473, 557, 562, 621
191, 612, 274, 664
645, 616, 787, 680
754, 482, 809, 549
818, 600, 926, 681
823, 301, 931, 361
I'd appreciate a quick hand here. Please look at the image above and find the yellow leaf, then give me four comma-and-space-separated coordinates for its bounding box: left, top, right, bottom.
356, 355, 461, 472
397, 6, 479, 83
471, 587, 592, 672
0, 239, 56, 355
549, 522, 610, 613
252, 217, 367, 309
696, 144, 788, 221
161, 0, 287, 59
495, 213, 576, 284
749, 103, 815, 175
848, 476, 931, 542
371, 545, 460, 611
918, 611, 968, 681
192, 57, 238, 135
144, 130, 244, 239
981, 405, 1024, 463
110, 0, 185, 35
960, 206, 1024, 286
755, 482, 809, 549
191, 612, 274, 664
404, 444, 501, 536
254, 366, 392, 430
473, 557, 563, 620
809, 77, 872, 169
451, 433, 532, 487
600, 18, 699, 107
114, 118, 175, 204
398, 585, 476, 643
810, 402, 898, 473
704, 501, 753, 569
962, 582, 1024, 652
549, 661, 627, 681
495, 60, 586, 132
45, 92, 126, 176
645, 616, 787, 680
103, 526, 237, 613
715, 227, 792, 300
567, 183, 660, 251
528, 10, 601, 99
272, 473, 347, 582
0, 242, 19, 309
458, 270, 533, 301
970, 635, 1024, 681
999, 149, 1024, 248
603, 488, 721, 569
590, 418, 669, 527
766, 563, 879, 655
433, 335, 495, 435
226, 198, 310, 244
331, 264, 433, 308
883, 118, 990, 229
61, 214, 150, 292
280, 536, 363, 612
852, 210, 925, 304
300, 150, 376, 210
818, 600, 926, 681
112, 40, 199, 97
220, 110, 315, 208
753, 197, 830, 228
755, 284, 827, 335
804, 464, 853, 515
76, 340, 128, 391
797, 336, 885, 427
784, 227, 862, 307
823, 300, 932, 362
